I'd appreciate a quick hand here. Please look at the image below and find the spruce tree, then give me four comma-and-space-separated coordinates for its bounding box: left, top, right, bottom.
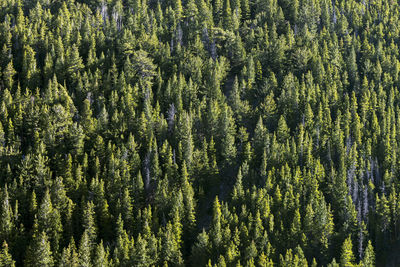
340, 236, 355, 267
0, 242, 14, 267
25, 231, 54, 267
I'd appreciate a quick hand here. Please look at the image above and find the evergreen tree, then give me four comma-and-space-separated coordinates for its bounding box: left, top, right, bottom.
93, 241, 109, 267
37, 190, 62, 253
340, 236, 355, 267
0, 0, 399, 265
25, 231, 54, 267
78, 231, 92, 267
361, 241, 375, 267
220, 105, 237, 166
82, 201, 97, 245
0, 242, 14, 267
0, 186, 13, 243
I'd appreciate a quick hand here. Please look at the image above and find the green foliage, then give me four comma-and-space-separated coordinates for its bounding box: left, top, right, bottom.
361, 241, 375, 267
0, 242, 15, 267
25, 231, 54, 267
0, 0, 399, 265
340, 236, 355, 267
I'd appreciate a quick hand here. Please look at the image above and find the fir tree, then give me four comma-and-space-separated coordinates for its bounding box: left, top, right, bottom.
0, 242, 15, 267
25, 231, 54, 267
340, 236, 355, 267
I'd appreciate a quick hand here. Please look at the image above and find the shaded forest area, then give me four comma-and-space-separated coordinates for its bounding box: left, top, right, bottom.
1, 0, 400, 265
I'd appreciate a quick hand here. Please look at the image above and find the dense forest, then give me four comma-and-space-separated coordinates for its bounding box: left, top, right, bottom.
2, 0, 400, 265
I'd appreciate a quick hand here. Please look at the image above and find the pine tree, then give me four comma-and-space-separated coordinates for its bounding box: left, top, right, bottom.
361, 241, 375, 267
211, 196, 222, 249
81, 99, 95, 133
214, 0, 223, 24
0, 242, 15, 267
82, 201, 97, 246
178, 112, 194, 167
3, 61, 16, 89
340, 236, 355, 267
190, 230, 210, 266
67, 44, 84, 77
133, 234, 150, 266
222, 0, 232, 29
0, 186, 13, 243
132, 50, 156, 83
37, 190, 62, 253
220, 105, 237, 166
78, 231, 92, 267
59, 239, 79, 267
232, 167, 244, 201
240, 0, 250, 20
277, 115, 289, 143
174, 0, 184, 20
93, 240, 109, 267
120, 188, 133, 232
253, 117, 267, 159
181, 161, 196, 230
22, 45, 39, 89
25, 231, 54, 267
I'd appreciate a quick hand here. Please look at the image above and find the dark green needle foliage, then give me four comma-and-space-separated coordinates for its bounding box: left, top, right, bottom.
7, 0, 400, 265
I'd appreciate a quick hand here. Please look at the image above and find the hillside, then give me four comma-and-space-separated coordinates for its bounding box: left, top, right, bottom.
0, 0, 399, 266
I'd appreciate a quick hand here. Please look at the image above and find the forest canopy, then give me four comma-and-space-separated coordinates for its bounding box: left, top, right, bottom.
0, 0, 398, 266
